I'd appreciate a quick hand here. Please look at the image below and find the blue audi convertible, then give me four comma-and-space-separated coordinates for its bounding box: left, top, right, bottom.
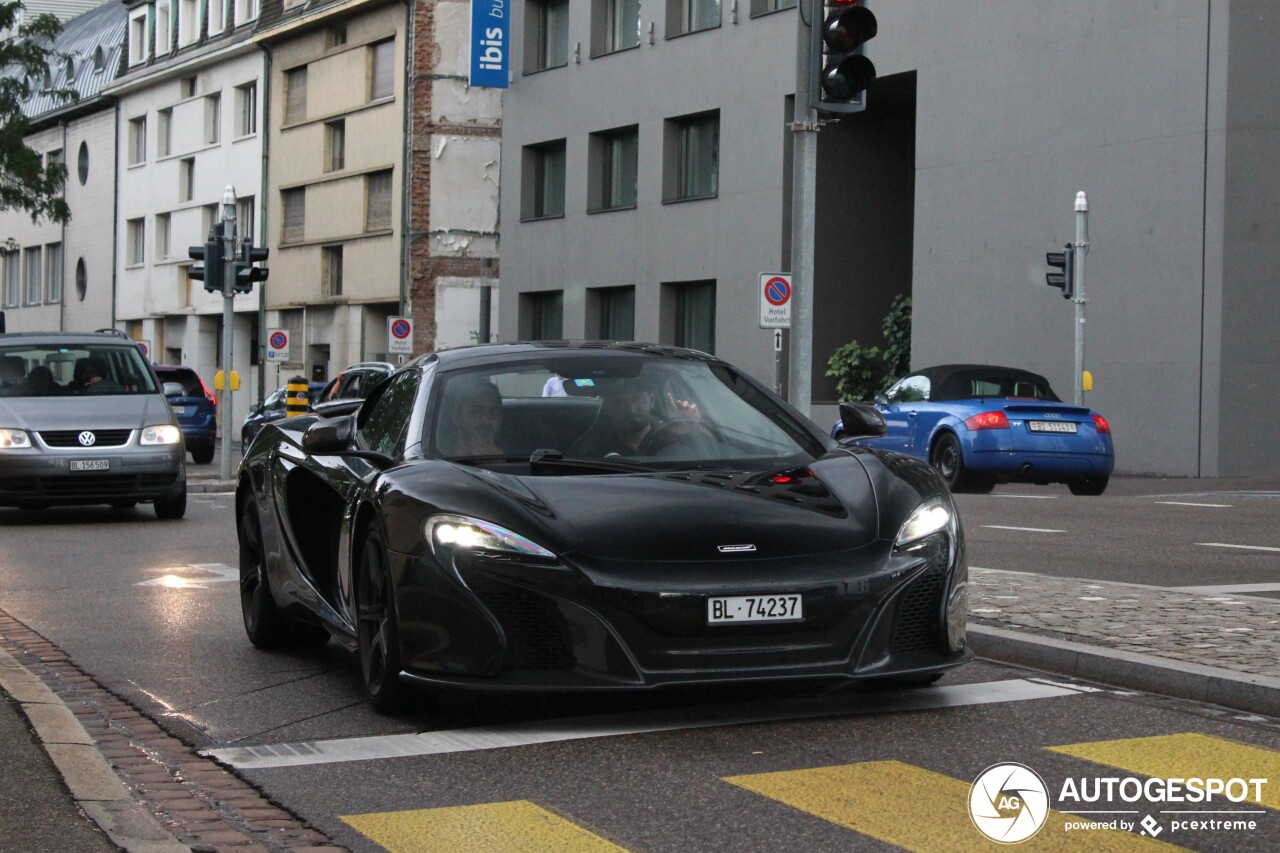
832, 364, 1114, 495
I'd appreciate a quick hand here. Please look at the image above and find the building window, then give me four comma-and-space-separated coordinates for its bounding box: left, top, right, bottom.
156, 0, 171, 56
180, 75, 196, 98
284, 66, 307, 124
204, 93, 221, 144
235, 82, 257, 136
44, 243, 63, 303
45, 148, 62, 170
202, 203, 218, 235
127, 117, 146, 165
157, 108, 172, 157
592, 0, 640, 56
23, 246, 41, 305
179, 0, 199, 46
155, 214, 171, 260
667, 0, 719, 37
75, 258, 87, 301
128, 9, 149, 66
522, 291, 564, 340
179, 157, 195, 202
369, 39, 394, 101
237, 196, 255, 243
589, 125, 638, 211
321, 246, 343, 297
665, 111, 718, 201
524, 0, 568, 72
209, 0, 226, 34
522, 140, 566, 220
669, 280, 716, 353
324, 120, 345, 172
365, 170, 392, 231
282, 188, 305, 242
234, 0, 259, 26
749, 0, 795, 15
127, 219, 145, 266
327, 22, 347, 47
2, 253, 18, 306
590, 286, 635, 340
77, 141, 89, 185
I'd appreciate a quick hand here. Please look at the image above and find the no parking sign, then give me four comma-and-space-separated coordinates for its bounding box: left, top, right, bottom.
759, 273, 792, 329
388, 317, 414, 355
136, 339, 151, 360
266, 328, 290, 362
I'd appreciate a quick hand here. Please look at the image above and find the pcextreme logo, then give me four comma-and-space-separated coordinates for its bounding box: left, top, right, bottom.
969, 763, 1051, 843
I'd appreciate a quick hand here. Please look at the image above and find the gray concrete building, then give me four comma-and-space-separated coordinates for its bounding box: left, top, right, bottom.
498, 0, 1280, 478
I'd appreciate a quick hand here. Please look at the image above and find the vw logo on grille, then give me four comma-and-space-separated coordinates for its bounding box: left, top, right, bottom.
77, 431, 97, 447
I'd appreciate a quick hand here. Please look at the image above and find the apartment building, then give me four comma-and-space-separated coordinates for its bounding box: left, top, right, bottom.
499, 0, 1280, 478
108, 0, 266, 395
0, 0, 125, 334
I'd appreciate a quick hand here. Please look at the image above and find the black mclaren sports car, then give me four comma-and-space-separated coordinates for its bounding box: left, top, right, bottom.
235, 343, 971, 711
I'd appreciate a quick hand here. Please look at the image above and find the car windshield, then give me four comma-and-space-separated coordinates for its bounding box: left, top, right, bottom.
430, 355, 825, 470
0, 343, 158, 397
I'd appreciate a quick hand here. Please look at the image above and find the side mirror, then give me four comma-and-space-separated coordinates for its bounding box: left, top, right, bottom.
249, 402, 263, 414
873, 393, 889, 406
162, 381, 185, 397
302, 415, 355, 454
839, 402, 887, 438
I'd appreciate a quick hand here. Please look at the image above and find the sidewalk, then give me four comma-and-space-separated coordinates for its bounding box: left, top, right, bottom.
185, 441, 241, 493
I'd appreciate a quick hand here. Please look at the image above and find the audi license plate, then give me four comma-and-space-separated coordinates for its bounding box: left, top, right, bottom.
70, 459, 111, 472
708, 594, 802, 625
1029, 421, 1077, 433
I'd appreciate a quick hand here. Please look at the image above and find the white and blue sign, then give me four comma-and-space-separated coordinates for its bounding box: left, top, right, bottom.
469, 0, 509, 89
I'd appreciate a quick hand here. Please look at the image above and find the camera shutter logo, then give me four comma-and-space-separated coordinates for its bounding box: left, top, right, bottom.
969, 762, 1050, 843
78, 431, 96, 447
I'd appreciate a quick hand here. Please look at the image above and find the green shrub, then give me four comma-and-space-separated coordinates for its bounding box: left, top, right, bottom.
825, 294, 912, 401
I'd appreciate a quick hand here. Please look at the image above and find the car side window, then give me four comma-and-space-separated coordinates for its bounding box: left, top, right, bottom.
359, 371, 418, 456
888, 375, 930, 403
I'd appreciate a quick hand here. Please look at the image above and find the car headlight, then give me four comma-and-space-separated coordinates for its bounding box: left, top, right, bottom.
425, 514, 556, 562
894, 497, 954, 548
0, 428, 32, 449
140, 424, 182, 445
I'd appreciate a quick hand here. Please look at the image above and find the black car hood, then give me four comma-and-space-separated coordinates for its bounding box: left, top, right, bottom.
458, 453, 880, 562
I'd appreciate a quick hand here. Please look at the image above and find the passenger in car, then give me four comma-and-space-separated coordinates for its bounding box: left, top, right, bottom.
0, 356, 25, 394
441, 375, 505, 457
25, 366, 60, 395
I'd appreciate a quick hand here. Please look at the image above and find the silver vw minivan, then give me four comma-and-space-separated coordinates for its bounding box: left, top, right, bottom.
0, 332, 186, 518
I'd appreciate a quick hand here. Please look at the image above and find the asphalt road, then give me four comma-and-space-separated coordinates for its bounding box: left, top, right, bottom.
1, 483, 1278, 851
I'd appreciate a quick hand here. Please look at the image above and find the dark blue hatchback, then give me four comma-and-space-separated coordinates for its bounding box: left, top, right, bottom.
154, 365, 217, 464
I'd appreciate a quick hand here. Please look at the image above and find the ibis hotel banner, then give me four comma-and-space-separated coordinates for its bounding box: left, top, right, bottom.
469, 0, 509, 88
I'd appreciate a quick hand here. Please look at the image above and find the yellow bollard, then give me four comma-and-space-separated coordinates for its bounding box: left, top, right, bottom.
286, 375, 310, 417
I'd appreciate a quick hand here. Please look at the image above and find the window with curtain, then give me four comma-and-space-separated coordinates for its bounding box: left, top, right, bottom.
45, 243, 62, 303
157, 109, 172, 157
593, 0, 640, 55
596, 286, 635, 340
127, 219, 145, 266
525, 141, 566, 219
675, 281, 716, 353
667, 112, 718, 200
128, 117, 146, 165
3, 253, 19, 306
602, 128, 637, 209
667, 0, 719, 37
365, 170, 393, 231
285, 66, 307, 124
282, 188, 305, 242
322, 246, 343, 297
23, 247, 41, 304
370, 39, 394, 101
526, 0, 568, 72
236, 82, 257, 136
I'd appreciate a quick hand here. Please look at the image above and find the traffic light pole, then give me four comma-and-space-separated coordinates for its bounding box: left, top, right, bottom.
219, 186, 238, 482
788, 0, 820, 418
1072, 191, 1089, 406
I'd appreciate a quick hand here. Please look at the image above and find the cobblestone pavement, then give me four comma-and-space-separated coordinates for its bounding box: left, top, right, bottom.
970, 567, 1280, 678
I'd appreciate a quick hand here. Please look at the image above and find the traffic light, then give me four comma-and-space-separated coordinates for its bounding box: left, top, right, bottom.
233, 240, 269, 294
188, 224, 224, 293
1046, 245, 1075, 299
816, 0, 877, 114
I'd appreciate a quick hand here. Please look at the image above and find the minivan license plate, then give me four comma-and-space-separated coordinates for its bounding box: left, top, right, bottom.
70, 459, 110, 472
708, 594, 802, 624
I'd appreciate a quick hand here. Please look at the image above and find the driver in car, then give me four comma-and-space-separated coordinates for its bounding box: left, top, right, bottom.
571, 380, 702, 457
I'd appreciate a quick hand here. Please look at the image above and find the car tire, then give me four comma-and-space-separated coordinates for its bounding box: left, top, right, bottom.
357, 526, 407, 713
153, 486, 187, 520
1068, 476, 1109, 496
239, 496, 283, 649
191, 444, 214, 465
930, 433, 991, 493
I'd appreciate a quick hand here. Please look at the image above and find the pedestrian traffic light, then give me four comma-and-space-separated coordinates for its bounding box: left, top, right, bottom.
816, 0, 877, 114
188, 224, 224, 293
1046, 245, 1075, 299
233, 240, 269, 294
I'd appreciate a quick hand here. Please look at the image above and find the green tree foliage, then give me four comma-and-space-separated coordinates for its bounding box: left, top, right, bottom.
825, 294, 913, 401
0, 1, 77, 224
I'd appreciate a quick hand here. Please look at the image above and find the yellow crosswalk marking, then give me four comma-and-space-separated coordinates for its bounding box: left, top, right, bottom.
341, 800, 629, 853
1049, 733, 1280, 811
725, 761, 1182, 852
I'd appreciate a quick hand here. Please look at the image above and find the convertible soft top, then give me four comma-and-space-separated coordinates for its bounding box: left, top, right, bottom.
915, 364, 1061, 403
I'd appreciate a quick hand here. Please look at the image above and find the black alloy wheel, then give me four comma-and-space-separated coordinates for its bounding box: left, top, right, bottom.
1068, 476, 1109, 496
191, 444, 214, 465
239, 496, 282, 648
357, 526, 407, 713
930, 433, 993, 494
154, 486, 187, 519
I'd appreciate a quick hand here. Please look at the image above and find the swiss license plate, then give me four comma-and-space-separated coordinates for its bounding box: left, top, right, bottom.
708, 594, 802, 625
70, 459, 110, 472
172, 406, 189, 415
1028, 420, 1077, 433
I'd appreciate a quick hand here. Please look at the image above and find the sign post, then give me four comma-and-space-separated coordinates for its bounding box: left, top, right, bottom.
759, 273, 793, 395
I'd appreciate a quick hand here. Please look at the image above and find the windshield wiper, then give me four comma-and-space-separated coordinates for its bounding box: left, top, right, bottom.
529, 449, 652, 475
